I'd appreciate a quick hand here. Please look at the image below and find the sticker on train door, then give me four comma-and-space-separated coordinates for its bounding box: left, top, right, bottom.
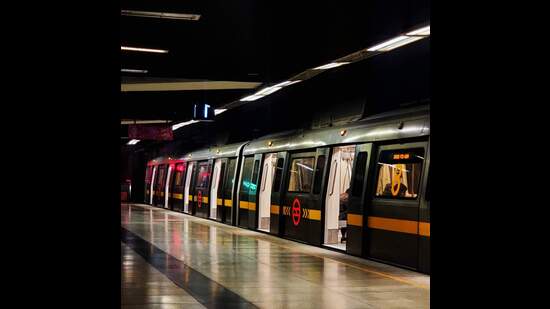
292, 198, 301, 226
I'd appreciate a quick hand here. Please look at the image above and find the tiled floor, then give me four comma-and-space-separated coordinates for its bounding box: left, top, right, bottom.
121, 203, 430, 309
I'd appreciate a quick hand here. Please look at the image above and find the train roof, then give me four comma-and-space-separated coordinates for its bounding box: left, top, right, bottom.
242, 104, 429, 155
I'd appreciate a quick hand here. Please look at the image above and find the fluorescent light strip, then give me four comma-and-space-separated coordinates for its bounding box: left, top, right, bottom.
377, 36, 424, 51
172, 120, 198, 131
122, 10, 201, 21
127, 139, 140, 145
214, 109, 227, 115
406, 26, 430, 36
121, 46, 169, 53
313, 62, 350, 70
239, 80, 301, 102
121, 68, 148, 73
367, 36, 410, 51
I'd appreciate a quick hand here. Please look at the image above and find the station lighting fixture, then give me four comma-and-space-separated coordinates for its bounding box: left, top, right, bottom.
121, 68, 148, 74
121, 10, 201, 21
121, 46, 169, 53
240, 80, 302, 102
312, 62, 350, 70
367, 25, 430, 52
127, 139, 140, 145
172, 109, 228, 131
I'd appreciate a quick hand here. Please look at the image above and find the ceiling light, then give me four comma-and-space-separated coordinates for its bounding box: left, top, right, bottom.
127, 139, 140, 145
256, 86, 282, 96
406, 26, 430, 36
240, 94, 265, 102
367, 36, 411, 51
273, 80, 301, 87
172, 120, 198, 131
121, 46, 169, 53
312, 62, 350, 70
121, 10, 201, 21
214, 109, 227, 115
121, 68, 148, 74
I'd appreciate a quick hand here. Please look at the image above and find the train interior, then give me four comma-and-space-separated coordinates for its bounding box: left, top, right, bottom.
257, 153, 278, 232
324, 145, 355, 251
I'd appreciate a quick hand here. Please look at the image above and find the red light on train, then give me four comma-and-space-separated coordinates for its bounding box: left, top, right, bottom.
176, 164, 185, 172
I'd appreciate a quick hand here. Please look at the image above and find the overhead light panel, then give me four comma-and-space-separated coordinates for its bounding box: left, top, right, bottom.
121, 68, 148, 74
121, 46, 169, 53
127, 139, 140, 145
368, 25, 430, 52
407, 26, 430, 36
312, 62, 350, 70
239, 80, 301, 102
172, 120, 198, 131
121, 10, 201, 21
214, 109, 227, 115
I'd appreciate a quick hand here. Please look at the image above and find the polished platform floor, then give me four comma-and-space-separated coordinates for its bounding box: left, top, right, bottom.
121, 203, 430, 309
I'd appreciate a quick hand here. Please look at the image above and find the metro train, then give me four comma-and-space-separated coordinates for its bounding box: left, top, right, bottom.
144, 105, 430, 273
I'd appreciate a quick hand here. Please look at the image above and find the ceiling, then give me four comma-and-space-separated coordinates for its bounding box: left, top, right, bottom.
120, 0, 430, 146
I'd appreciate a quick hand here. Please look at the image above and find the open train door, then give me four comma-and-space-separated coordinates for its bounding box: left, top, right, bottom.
257, 152, 287, 235
210, 158, 227, 221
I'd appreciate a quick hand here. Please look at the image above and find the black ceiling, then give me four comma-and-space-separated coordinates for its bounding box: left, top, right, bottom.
120, 0, 430, 149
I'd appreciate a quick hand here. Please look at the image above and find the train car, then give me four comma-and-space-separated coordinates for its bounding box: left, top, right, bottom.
143, 105, 430, 273
179, 143, 247, 222
240, 105, 430, 273
144, 156, 185, 210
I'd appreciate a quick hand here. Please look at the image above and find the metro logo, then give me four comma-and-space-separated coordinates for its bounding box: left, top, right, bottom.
292, 198, 301, 226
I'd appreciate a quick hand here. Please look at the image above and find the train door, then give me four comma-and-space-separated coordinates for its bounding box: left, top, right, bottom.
149, 165, 157, 204
183, 162, 195, 213
171, 163, 186, 212
164, 164, 173, 209
367, 142, 427, 269
237, 155, 261, 229
144, 166, 152, 204
323, 145, 356, 251
346, 144, 373, 256
270, 152, 288, 236
193, 160, 212, 218
281, 149, 327, 246
221, 158, 237, 224
155, 165, 167, 207
210, 159, 224, 220
257, 153, 277, 232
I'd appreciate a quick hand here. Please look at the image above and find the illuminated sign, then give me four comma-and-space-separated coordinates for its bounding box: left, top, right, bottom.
392, 153, 410, 160
292, 198, 301, 226
192, 103, 215, 121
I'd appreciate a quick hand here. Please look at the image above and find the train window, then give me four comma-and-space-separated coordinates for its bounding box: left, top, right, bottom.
351, 152, 369, 197
375, 148, 425, 199
157, 166, 166, 186
145, 167, 152, 183
224, 158, 237, 199
313, 155, 326, 194
195, 162, 210, 188
287, 157, 315, 193
217, 162, 226, 196
174, 164, 184, 186
239, 157, 255, 198
272, 158, 284, 193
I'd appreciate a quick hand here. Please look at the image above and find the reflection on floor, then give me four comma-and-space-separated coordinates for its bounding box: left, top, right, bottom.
121, 203, 430, 309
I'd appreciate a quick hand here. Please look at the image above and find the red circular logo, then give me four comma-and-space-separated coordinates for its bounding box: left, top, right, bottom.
197, 190, 202, 208
292, 198, 301, 226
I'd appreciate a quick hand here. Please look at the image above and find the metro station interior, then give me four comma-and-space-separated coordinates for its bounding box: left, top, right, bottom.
121, 1, 430, 308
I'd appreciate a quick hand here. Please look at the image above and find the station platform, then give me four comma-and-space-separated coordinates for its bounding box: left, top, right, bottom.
121, 203, 430, 309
